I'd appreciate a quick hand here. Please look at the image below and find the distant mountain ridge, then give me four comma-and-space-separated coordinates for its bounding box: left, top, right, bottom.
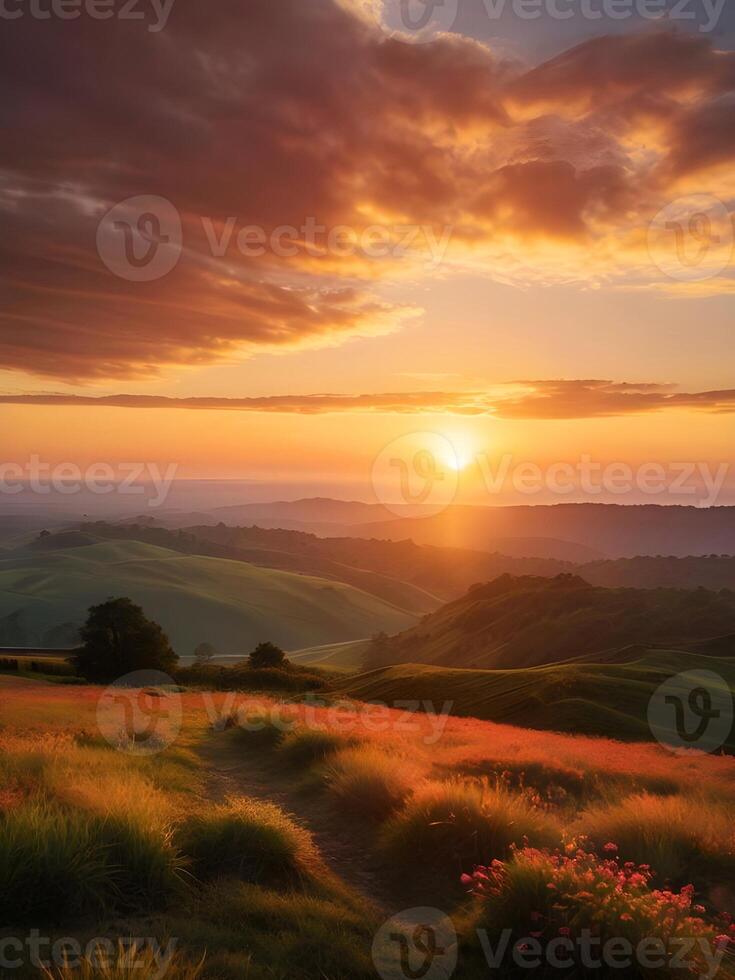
156, 499, 735, 560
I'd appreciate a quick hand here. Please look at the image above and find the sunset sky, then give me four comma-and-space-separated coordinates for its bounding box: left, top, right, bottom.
1, 0, 734, 502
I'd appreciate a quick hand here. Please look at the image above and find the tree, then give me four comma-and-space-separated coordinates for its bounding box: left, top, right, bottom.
248, 641, 287, 670
194, 642, 218, 665
73, 597, 178, 682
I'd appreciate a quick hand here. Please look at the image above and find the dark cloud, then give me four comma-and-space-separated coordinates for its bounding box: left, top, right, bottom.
1, 4, 734, 380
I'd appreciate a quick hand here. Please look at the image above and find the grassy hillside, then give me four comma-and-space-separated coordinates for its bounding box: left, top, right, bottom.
337, 650, 735, 746
366, 574, 735, 670
79, 523, 441, 615
0, 539, 417, 656
4, 676, 735, 979
287, 638, 371, 672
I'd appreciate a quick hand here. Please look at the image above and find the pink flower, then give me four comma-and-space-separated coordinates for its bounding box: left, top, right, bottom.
603, 843, 618, 853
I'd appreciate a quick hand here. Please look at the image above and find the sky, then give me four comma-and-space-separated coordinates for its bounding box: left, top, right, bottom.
0, 0, 734, 506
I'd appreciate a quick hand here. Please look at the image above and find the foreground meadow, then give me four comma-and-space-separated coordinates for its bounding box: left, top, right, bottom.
2, 674, 735, 978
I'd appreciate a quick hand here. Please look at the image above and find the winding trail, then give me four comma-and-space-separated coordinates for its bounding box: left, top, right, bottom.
196, 733, 399, 915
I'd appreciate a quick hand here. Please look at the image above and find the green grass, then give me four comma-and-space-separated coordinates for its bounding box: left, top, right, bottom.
0, 803, 183, 925
579, 792, 735, 886
379, 779, 560, 900
0, 539, 417, 657
323, 745, 420, 822
177, 797, 318, 885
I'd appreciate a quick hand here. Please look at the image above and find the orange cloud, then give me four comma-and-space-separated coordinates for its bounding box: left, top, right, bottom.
1, 2, 734, 380
3, 380, 735, 419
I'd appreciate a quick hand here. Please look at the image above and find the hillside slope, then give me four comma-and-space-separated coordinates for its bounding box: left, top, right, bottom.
337, 651, 735, 747
366, 574, 735, 670
0, 540, 417, 655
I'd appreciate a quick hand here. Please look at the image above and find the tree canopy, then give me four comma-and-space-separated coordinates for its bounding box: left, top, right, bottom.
73, 597, 178, 682
248, 641, 287, 670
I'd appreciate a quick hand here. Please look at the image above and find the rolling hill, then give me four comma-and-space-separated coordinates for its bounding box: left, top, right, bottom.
336, 650, 735, 747
363, 574, 735, 671
0, 539, 418, 656
73, 523, 441, 615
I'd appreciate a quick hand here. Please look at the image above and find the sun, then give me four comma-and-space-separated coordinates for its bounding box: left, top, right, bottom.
437, 433, 477, 473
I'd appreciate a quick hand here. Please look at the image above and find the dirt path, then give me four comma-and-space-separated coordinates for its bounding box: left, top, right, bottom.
197, 733, 398, 915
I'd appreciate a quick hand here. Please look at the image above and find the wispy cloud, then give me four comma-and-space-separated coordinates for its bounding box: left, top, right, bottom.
4, 380, 735, 419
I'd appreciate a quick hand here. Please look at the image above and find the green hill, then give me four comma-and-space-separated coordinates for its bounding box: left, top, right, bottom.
337, 651, 735, 747
0, 540, 417, 656
365, 574, 735, 671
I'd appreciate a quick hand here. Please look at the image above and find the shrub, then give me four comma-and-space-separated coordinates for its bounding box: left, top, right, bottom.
580, 793, 735, 886
229, 709, 288, 749
178, 797, 318, 885
379, 780, 560, 882
323, 746, 419, 823
248, 642, 287, 670
278, 728, 360, 769
0, 803, 182, 925
462, 844, 735, 978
